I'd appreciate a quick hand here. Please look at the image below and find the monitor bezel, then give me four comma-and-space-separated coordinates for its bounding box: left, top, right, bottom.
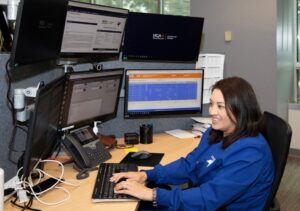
58, 1, 129, 65
124, 69, 204, 119
59, 69, 124, 129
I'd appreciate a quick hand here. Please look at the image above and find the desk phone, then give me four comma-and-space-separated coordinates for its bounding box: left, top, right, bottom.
63, 125, 111, 170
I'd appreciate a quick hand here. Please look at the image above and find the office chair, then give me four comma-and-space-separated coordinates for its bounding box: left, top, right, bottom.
261, 111, 292, 211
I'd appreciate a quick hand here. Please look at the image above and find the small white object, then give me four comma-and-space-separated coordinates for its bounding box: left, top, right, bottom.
17, 189, 29, 203
16, 109, 27, 122
14, 89, 25, 109
7, 0, 19, 21
224, 31, 232, 41
14, 82, 42, 122
24, 87, 38, 98
4, 175, 19, 190
93, 121, 101, 135
0, 168, 4, 211
165, 129, 196, 139
4, 175, 19, 202
192, 117, 212, 124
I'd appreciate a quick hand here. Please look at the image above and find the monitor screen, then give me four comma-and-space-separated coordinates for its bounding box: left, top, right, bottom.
58, 1, 128, 65
122, 12, 204, 62
124, 69, 204, 118
10, 0, 68, 68
22, 76, 65, 179
59, 69, 123, 128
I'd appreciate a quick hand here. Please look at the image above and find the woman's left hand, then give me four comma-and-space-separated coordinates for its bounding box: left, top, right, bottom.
114, 180, 153, 201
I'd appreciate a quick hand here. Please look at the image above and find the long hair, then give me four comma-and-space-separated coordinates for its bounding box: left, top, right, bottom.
208, 77, 262, 149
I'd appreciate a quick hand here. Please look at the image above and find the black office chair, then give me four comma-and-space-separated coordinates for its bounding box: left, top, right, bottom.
261, 111, 292, 211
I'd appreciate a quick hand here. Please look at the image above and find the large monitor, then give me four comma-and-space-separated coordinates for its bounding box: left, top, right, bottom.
59, 69, 124, 128
58, 1, 128, 65
21, 76, 65, 179
124, 69, 204, 118
10, 0, 68, 68
122, 12, 204, 62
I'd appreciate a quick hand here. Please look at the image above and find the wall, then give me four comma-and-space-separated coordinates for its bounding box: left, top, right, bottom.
191, 0, 294, 119
0, 53, 205, 181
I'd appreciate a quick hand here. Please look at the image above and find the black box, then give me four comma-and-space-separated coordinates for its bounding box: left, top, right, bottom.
124, 132, 139, 145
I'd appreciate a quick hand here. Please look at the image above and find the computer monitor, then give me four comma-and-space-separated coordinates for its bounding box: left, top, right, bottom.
21, 76, 65, 179
58, 1, 128, 65
124, 69, 204, 118
59, 69, 124, 128
122, 12, 204, 62
10, 0, 68, 68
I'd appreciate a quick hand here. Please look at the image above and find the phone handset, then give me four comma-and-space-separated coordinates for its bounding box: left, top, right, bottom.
62, 125, 112, 171
63, 134, 93, 170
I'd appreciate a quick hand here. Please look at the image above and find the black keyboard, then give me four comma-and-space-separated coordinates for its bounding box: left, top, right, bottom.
92, 163, 138, 202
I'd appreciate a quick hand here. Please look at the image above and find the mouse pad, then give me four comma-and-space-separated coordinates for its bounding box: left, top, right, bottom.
120, 152, 164, 167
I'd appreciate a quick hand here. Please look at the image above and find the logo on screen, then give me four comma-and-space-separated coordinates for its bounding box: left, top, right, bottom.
152, 33, 178, 40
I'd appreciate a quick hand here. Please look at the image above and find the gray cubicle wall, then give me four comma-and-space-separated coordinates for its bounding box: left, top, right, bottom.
0, 53, 208, 181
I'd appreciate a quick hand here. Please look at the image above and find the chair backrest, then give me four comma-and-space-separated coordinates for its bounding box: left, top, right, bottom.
261, 111, 292, 211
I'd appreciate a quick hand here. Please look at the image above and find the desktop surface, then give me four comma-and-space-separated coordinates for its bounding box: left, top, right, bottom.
4, 133, 200, 211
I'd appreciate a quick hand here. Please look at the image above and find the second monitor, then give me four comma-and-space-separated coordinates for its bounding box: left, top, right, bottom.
124, 69, 204, 119
59, 69, 124, 129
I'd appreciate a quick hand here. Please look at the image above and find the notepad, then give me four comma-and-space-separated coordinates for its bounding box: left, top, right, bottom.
165, 129, 196, 139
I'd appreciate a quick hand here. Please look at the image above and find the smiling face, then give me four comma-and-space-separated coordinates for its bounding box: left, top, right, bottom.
209, 88, 236, 137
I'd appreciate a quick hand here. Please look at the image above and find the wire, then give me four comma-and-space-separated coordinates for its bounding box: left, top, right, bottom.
5, 58, 16, 124
15, 159, 81, 206
10, 196, 42, 211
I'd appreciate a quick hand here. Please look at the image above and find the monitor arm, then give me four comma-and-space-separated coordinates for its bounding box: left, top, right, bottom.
13, 82, 42, 122
0, 0, 20, 20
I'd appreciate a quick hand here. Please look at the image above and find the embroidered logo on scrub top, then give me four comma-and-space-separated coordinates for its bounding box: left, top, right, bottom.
206, 155, 216, 167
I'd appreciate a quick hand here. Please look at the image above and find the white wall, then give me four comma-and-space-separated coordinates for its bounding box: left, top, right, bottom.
191, 0, 294, 119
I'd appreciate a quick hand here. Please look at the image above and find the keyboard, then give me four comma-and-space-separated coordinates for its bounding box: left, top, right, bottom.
92, 163, 138, 202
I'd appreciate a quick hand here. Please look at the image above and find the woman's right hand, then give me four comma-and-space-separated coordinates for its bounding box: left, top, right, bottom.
110, 171, 147, 184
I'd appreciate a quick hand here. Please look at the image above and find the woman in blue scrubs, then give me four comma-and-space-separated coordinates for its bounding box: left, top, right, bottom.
111, 76, 274, 211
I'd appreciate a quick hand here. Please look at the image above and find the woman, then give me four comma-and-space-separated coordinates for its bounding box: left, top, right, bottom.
110, 77, 274, 210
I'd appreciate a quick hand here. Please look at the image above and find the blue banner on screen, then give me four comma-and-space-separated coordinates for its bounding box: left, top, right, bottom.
124, 69, 204, 118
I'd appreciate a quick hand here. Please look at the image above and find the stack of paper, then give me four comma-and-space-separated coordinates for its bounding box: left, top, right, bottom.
191, 117, 211, 136
196, 54, 225, 104
165, 129, 196, 139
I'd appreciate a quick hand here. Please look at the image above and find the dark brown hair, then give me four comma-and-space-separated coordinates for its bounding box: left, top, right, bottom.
208, 77, 262, 148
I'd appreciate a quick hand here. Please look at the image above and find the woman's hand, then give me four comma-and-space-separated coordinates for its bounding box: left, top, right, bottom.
114, 180, 153, 201
110, 171, 147, 184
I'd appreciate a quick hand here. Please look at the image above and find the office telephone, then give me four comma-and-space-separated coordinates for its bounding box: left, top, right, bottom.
63, 125, 112, 171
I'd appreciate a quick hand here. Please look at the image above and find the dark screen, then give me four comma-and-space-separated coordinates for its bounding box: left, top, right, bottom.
22, 76, 65, 179
122, 12, 204, 62
10, 0, 68, 67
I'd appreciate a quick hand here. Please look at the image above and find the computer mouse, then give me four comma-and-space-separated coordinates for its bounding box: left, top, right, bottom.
131, 150, 152, 160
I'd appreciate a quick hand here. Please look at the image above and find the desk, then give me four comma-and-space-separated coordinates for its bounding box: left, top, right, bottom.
4, 133, 200, 211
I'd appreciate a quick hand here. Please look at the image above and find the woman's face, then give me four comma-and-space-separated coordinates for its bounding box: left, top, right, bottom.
209, 89, 236, 137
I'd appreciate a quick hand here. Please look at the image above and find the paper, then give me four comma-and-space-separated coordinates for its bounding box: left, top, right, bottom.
192, 117, 212, 124
165, 129, 196, 139
196, 54, 225, 103
124, 147, 139, 153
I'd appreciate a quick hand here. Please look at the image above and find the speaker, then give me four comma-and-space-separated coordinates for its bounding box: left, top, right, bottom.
139, 124, 153, 144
